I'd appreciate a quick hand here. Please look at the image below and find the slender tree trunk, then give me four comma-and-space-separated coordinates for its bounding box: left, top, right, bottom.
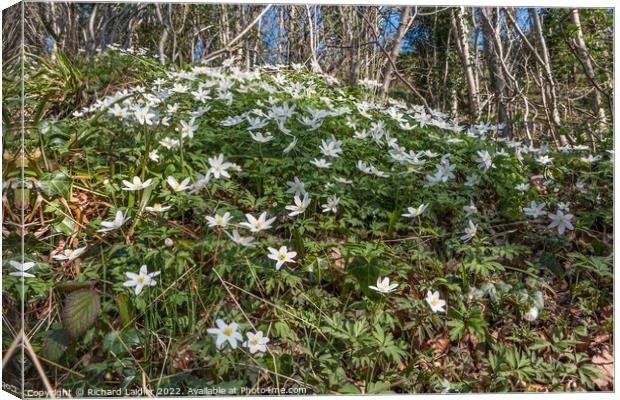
528, 9, 562, 133
380, 7, 413, 96
570, 9, 608, 133
451, 6, 480, 119
480, 8, 512, 137
155, 4, 169, 64
277, 6, 284, 64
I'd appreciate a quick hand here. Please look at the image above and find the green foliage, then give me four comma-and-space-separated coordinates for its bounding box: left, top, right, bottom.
4, 48, 613, 394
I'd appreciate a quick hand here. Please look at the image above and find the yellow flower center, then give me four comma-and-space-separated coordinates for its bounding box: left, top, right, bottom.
137, 276, 145, 284
223, 327, 233, 337
278, 254, 286, 261
250, 337, 260, 345
431, 298, 438, 306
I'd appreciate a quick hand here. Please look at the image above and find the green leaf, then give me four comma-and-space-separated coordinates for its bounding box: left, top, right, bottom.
338, 384, 361, 394
52, 217, 75, 235
38, 171, 71, 197
42, 328, 70, 362
103, 329, 140, 354
116, 293, 134, 326
366, 381, 393, 394
62, 288, 101, 339
347, 256, 381, 297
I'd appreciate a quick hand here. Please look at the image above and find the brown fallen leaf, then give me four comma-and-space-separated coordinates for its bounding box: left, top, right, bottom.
592, 347, 613, 391
428, 336, 450, 355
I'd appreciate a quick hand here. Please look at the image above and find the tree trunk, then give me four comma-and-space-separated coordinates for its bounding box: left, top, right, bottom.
480, 8, 512, 137
570, 8, 608, 133
451, 6, 480, 120
528, 9, 562, 133
380, 7, 413, 96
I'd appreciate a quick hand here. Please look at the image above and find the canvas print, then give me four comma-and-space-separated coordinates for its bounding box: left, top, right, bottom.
1, 1, 614, 397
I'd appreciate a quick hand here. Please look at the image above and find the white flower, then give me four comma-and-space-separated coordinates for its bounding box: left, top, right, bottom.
321, 196, 340, 213
166, 102, 179, 113
206, 212, 232, 228
354, 129, 369, 139
285, 193, 311, 216
463, 201, 478, 217
122, 176, 153, 191
134, 106, 154, 125
580, 154, 601, 163
476, 150, 494, 170
207, 319, 243, 349
524, 306, 539, 321
8, 261, 36, 278
557, 202, 571, 212
402, 204, 428, 218
246, 116, 269, 131
239, 212, 276, 233
547, 210, 574, 235
149, 150, 160, 162
319, 137, 343, 158
52, 246, 87, 261
109, 104, 129, 118
171, 82, 188, 93
191, 173, 211, 190
159, 137, 180, 149
98, 210, 130, 232
177, 119, 196, 139
225, 230, 255, 247
123, 265, 160, 295
145, 203, 172, 213
425, 290, 446, 313
286, 177, 306, 195
310, 158, 331, 169
523, 201, 546, 218
536, 155, 554, 165
436, 159, 456, 181
167, 176, 191, 192
460, 220, 478, 242
267, 245, 297, 270
368, 277, 398, 293
250, 131, 274, 143
515, 183, 530, 191
464, 175, 479, 187
208, 154, 233, 179
283, 136, 298, 154
244, 331, 270, 354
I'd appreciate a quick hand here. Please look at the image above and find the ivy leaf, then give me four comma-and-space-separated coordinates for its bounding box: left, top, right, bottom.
62, 288, 101, 339
38, 171, 71, 197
